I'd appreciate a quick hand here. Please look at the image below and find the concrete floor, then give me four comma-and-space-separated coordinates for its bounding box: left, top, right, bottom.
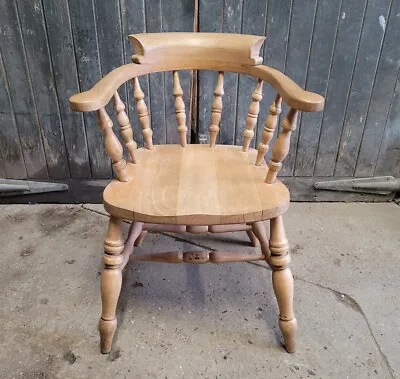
0, 203, 399, 379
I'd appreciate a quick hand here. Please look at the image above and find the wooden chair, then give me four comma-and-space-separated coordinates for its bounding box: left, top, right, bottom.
69, 33, 324, 354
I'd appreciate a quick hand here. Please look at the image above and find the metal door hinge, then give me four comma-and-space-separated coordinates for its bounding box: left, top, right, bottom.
314, 176, 400, 195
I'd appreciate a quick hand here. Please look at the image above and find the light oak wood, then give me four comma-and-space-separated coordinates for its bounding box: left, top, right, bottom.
69, 32, 326, 355
251, 221, 270, 259
243, 79, 263, 152
134, 230, 148, 247
256, 94, 282, 165
209, 72, 224, 147
268, 216, 297, 353
70, 65, 324, 113
99, 216, 124, 354
133, 77, 153, 149
113, 91, 137, 163
129, 250, 265, 264
265, 108, 299, 184
173, 71, 188, 147
103, 145, 290, 224
97, 108, 129, 182
129, 33, 265, 66
208, 224, 252, 233
246, 230, 259, 247
120, 221, 143, 270
142, 223, 251, 233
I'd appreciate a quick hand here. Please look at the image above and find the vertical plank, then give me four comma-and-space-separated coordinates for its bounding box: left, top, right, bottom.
314, 0, 368, 176
260, 0, 292, 153
235, 0, 267, 149
0, 50, 27, 178
42, 0, 91, 179
143, 0, 166, 145
198, 0, 223, 143
120, 0, 147, 147
374, 72, 400, 176
335, 0, 392, 177
0, 156, 5, 179
222, 0, 243, 146
198, 0, 244, 145
279, 0, 318, 176
294, 0, 342, 176
0, 0, 48, 179
17, 0, 70, 179
93, 0, 128, 158
355, 1, 400, 177
162, 0, 194, 145
69, 0, 111, 178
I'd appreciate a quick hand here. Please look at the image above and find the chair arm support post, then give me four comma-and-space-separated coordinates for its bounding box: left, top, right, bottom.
265, 108, 299, 184
256, 94, 282, 165
97, 107, 129, 182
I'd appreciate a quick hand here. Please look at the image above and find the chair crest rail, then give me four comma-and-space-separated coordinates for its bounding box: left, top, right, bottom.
129, 32, 265, 66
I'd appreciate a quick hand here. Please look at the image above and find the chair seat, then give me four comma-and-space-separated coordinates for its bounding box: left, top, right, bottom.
103, 144, 289, 225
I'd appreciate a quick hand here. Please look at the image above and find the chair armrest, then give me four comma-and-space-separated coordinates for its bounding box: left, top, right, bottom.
69, 64, 144, 112
69, 63, 324, 113
248, 65, 324, 112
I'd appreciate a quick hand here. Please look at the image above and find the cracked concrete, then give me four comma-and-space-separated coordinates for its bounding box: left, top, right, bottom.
0, 203, 399, 378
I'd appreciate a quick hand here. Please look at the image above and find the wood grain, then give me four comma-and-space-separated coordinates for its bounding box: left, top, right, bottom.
0, 50, 26, 178
335, 0, 391, 177
0, 0, 48, 179
294, 0, 342, 176
70, 63, 324, 113
103, 145, 289, 224
236, 0, 267, 148
356, 0, 400, 177
42, 0, 91, 179
315, 0, 368, 176
18, 0, 69, 179
69, 0, 112, 178
280, 0, 318, 176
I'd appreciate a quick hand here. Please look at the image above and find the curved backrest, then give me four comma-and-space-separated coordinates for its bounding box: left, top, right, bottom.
69, 33, 325, 185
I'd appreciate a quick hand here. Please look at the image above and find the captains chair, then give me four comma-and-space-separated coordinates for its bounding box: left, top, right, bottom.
69, 33, 325, 354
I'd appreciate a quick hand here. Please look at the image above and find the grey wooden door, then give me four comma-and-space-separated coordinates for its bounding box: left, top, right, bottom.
0, 0, 399, 202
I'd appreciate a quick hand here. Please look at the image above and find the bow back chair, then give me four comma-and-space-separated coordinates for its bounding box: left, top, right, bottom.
69, 33, 325, 354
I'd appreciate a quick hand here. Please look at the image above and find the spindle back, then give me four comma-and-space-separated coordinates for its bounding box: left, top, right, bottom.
70, 33, 324, 183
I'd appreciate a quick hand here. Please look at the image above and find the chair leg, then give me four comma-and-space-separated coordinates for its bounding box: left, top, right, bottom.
98, 216, 124, 354
252, 219, 297, 353
268, 216, 297, 353
134, 230, 148, 247
246, 229, 259, 247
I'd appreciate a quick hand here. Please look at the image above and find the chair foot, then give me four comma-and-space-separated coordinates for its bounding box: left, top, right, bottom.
279, 317, 297, 353
99, 318, 117, 354
134, 230, 148, 247
246, 230, 259, 247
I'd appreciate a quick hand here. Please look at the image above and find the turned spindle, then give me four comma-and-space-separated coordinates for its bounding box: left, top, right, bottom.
242, 79, 263, 152
265, 108, 299, 184
99, 216, 125, 354
113, 91, 138, 163
133, 77, 153, 149
97, 107, 129, 182
255, 94, 282, 165
268, 216, 297, 353
209, 72, 224, 147
172, 71, 188, 147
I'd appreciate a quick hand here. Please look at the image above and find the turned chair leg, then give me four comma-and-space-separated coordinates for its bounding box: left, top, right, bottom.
99, 216, 124, 354
252, 218, 297, 353
134, 230, 148, 247
246, 229, 259, 247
